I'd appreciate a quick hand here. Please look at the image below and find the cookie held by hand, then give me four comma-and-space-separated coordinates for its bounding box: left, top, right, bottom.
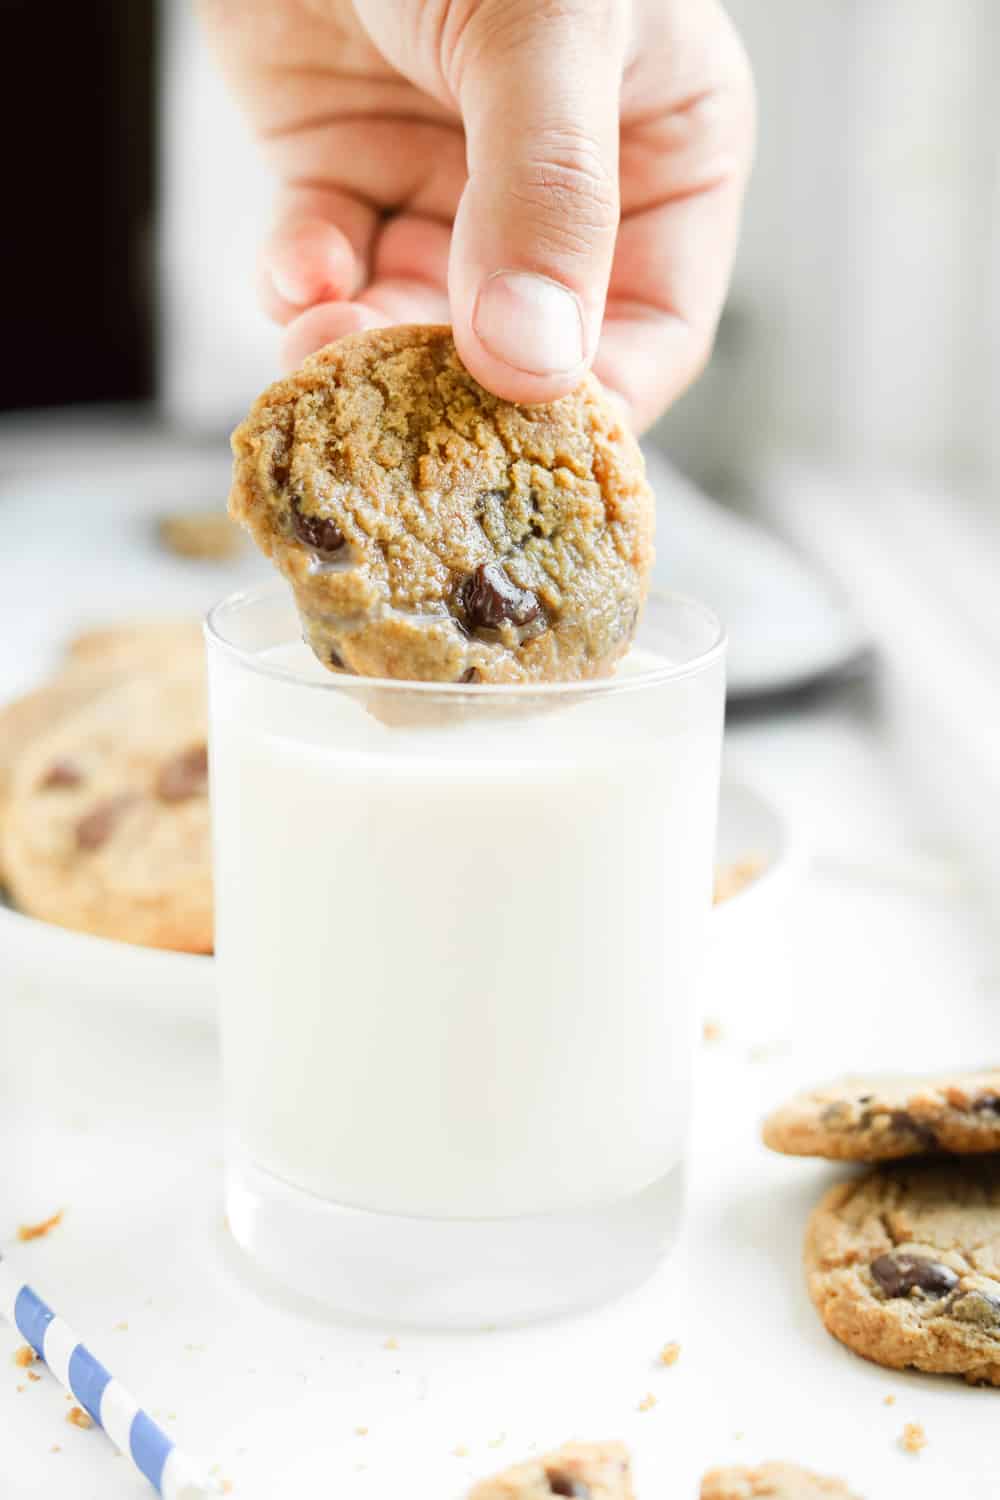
229, 326, 654, 684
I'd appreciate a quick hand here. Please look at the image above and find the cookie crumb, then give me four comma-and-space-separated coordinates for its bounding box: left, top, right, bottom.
900, 1422, 926, 1455
884, 1394, 896, 1406
702, 1020, 723, 1044
453, 1445, 469, 1457
17, 1210, 63, 1242
221, 1483, 233, 1495
637, 1393, 657, 1412
383, 1337, 399, 1350
27, 1371, 41, 1383
659, 1341, 681, 1367
16, 1384, 25, 1393
13, 1345, 36, 1368
50, 1445, 61, 1454
67, 1406, 93, 1430
355, 1426, 368, 1437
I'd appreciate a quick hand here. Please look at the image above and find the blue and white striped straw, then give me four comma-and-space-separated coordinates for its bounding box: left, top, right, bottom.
0, 1253, 222, 1500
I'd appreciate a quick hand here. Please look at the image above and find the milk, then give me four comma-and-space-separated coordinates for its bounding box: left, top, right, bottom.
209, 634, 723, 1224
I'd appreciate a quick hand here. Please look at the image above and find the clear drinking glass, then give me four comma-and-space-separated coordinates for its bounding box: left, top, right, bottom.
206, 582, 725, 1326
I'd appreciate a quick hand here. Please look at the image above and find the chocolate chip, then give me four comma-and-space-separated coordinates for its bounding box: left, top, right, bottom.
461, 562, 541, 631
545, 1469, 591, 1499
887, 1109, 939, 1151
857, 1094, 874, 1104
947, 1288, 1000, 1326
459, 667, 481, 684
972, 1094, 1000, 1115
76, 794, 137, 851
871, 1253, 958, 1299
290, 497, 345, 556
156, 744, 209, 803
40, 759, 83, 790
329, 648, 345, 670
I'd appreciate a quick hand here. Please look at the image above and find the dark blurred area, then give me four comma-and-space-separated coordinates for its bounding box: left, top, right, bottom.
0, 0, 156, 412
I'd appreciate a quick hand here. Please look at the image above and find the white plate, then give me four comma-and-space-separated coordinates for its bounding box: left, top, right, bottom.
645, 449, 870, 699
0, 779, 789, 1026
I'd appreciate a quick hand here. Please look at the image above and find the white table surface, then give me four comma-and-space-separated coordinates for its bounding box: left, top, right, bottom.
2, 437, 998, 1499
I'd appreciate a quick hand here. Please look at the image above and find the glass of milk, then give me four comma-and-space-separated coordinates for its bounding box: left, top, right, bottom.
206, 581, 725, 1326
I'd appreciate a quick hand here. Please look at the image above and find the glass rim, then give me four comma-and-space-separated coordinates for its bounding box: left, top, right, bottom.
204, 580, 726, 699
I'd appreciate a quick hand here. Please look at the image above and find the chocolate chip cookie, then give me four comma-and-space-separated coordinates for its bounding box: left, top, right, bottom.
0, 662, 126, 881
764, 1069, 1000, 1162
700, 1464, 860, 1498
1, 659, 212, 953
468, 1443, 634, 1500
806, 1158, 1000, 1383
229, 326, 654, 684
65, 618, 204, 670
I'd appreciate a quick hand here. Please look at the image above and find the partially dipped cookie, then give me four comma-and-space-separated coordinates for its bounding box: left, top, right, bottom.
763, 1068, 1000, 1162
229, 326, 654, 684
806, 1158, 1000, 1383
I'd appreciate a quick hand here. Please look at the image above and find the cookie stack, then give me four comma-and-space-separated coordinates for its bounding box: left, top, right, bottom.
764, 1069, 1000, 1385
0, 621, 212, 953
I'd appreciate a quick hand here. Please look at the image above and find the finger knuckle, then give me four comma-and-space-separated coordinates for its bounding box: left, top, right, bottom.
511, 134, 619, 248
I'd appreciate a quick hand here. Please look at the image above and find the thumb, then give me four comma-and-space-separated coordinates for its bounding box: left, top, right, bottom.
448, 1, 626, 403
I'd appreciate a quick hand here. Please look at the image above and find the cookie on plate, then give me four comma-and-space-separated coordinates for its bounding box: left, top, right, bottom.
66, 618, 203, 671
700, 1463, 861, 1498
1, 660, 212, 953
230, 326, 654, 684
469, 1442, 634, 1500
763, 1069, 1000, 1162
0, 662, 125, 872
806, 1157, 1000, 1384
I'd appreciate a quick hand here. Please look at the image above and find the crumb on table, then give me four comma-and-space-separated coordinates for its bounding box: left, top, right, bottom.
702, 1020, 724, 1044
453, 1445, 470, 1457
883, 1394, 896, 1406
355, 1426, 368, 1437
901, 1422, 926, 1455
13, 1345, 36, 1368
638, 1393, 657, 1412
383, 1337, 399, 1350
67, 1406, 93, 1430
17, 1210, 63, 1242
27, 1371, 41, 1383
713, 856, 766, 906
659, 1342, 681, 1367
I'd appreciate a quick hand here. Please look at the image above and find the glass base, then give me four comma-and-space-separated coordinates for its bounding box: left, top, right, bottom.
225, 1155, 686, 1328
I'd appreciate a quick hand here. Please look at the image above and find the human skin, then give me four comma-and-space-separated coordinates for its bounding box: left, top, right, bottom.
199, 0, 755, 431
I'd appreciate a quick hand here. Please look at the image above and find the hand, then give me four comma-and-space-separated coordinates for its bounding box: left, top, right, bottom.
199, 0, 754, 431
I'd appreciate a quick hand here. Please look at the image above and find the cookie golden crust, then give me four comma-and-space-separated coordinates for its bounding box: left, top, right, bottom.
229, 326, 654, 684
1, 661, 212, 953
700, 1463, 861, 1499
469, 1442, 634, 1500
763, 1069, 1000, 1162
805, 1159, 1000, 1384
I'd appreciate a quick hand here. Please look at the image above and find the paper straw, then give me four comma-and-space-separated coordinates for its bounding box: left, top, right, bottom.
0, 1252, 223, 1500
